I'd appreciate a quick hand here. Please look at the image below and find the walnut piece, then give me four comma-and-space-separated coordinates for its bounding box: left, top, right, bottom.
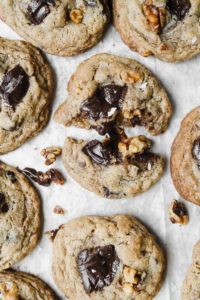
169, 200, 189, 225
118, 136, 151, 158
122, 70, 141, 84
53, 205, 65, 215
121, 266, 146, 294
70, 9, 83, 24
41, 146, 62, 166
0, 283, 19, 300
143, 2, 166, 34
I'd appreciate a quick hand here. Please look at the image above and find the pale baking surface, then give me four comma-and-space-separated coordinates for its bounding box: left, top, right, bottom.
0, 21, 199, 300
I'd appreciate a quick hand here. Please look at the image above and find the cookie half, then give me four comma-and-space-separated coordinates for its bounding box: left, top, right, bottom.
0, 161, 41, 271
54, 53, 172, 136
0, 1, 110, 56
171, 106, 200, 206
113, 0, 199, 62
0, 37, 53, 154
0, 271, 57, 299
52, 215, 165, 300
181, 241, 200, 300
63, 135, 164, 199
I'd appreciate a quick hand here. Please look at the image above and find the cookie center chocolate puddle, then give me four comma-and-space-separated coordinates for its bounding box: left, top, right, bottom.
0, 65, 29, 108
77, 245, 120, 293
0, 193, 9, 213
166, 0, 191, 20
27, 0, 56, 25
80, 85, 127, 121
192, 138, 200, 168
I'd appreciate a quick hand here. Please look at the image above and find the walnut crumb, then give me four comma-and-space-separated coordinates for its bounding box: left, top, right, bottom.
70, 9, 83, 24
118, 136, 151, 158
143, 2, 166, 34
40, 146, 62, 165
53, 205, 65, 215
120, 266, 146, 294
169, 200, 189, 225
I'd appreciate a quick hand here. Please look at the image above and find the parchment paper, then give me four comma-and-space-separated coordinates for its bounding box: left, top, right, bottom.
0, 20, 199, 300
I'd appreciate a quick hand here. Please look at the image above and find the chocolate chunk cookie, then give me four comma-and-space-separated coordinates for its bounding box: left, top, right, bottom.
54, 53, 172, 136
181, 241, 200, 300
0, 1, 110, 56
52, 215, 165, 300
0, 37, 53, 154
0, 161, 41, 271
62, 135, 164, 198
113, 0, 200, 62
171, 106, 200, 206
0, 271, 57, 299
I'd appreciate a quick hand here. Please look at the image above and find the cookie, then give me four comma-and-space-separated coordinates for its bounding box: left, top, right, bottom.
62, 135, 165, 199
171, 106, 200, 206
0, 161, 41, 271
0, 1, 110, 56
54, 53, 172, 136
113, 0, 200, 62
0, 37, 53, 154
181, 241, 200, 300
0, 271, 57, 299
52, 215, 165, 300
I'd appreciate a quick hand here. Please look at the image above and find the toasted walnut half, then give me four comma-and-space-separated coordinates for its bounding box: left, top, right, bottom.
118, 136, 151, 159
41, 146, 62, 166
143, 1, 166, 34
169, 200, 189, 225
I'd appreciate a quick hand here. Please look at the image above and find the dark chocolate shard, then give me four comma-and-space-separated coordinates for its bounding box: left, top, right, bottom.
6, 171, 17, 183
131, 152, 159, 172
192, 138, 200, 169
0, 193, 9, 213
27, 0, 55, 25
77, 245, 120, 293
166, 0, 191, 20
0, 65, 29, 108
82, 140, 111, 165
22, 167, 65, 186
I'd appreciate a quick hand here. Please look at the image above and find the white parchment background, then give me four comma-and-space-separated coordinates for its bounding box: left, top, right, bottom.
0, 19, 200, 300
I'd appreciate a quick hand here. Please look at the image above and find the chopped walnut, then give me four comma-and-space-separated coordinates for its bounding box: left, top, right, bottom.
118, 136, 151, 158
40, 146, 62, 166
0, 283, 19, 300
143, 2, 166, 34
121, 266, 146, 294
70, 9, 83, 24
122, 70, 141, 84
169, 200, 189, 225
53, 205, 65, 215
123, 109, 142, 120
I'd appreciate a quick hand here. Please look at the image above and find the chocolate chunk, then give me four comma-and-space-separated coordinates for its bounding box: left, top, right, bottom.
0, 193, 9, 213
85, 0, 96, 6
27, 0, 55, 25
131, 152, 159, 171
192, 138, 200, 168
166, 0, 191, 20
82, 140, 111, 165
77, 245, 120, 293
22, 167, 65, 186
80, 85, 127, 121
0, 65, 29, 108
6, 171, 17, 183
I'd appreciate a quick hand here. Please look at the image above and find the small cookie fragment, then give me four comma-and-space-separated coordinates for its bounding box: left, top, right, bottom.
169, 200, 189, 225
40, 146, 62, 165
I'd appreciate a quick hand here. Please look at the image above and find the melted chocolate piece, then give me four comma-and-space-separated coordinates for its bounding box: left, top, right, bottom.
172, 200, 187, 217
131, 152, 159, 172
192, 138, 200, 164
0, 65, 29, 108
6, 171, 17, 183
82, 140, 111, 165
166, 0, 191, 20
80, 85, 127, 121
0, 193, 9, 213
22, 167, 65, 186
27, 0, 55, 25
77, 245, 120, 293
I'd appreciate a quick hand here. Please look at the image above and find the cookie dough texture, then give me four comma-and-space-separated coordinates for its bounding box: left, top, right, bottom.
0, 161, 41, 271
0, 37, 53, 154
113, 0, 200, 62
52, 215, 165, 300
54, 53, 172, 136
63, 137, 165, 199
182, 241, 200, 300
0, 0, 110, 56
171, 106, 200, 206
0, 271, 57, 300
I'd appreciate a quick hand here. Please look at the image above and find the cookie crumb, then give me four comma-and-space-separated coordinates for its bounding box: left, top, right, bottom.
53, 205, 65, 215
45, 225, 63, 242
169, 200, 189, 225
40, 146, 62, 165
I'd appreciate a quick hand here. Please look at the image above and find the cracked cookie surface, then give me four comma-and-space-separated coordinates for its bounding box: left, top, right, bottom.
52, 215, 165, 300
0, 161, 41, 271
182, 241, 200, 300
0, 37, 53, 154
0, 0, 110, 56
113, 0, 200, 62
0, 271, 57, 299
171, 106, 200, 206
